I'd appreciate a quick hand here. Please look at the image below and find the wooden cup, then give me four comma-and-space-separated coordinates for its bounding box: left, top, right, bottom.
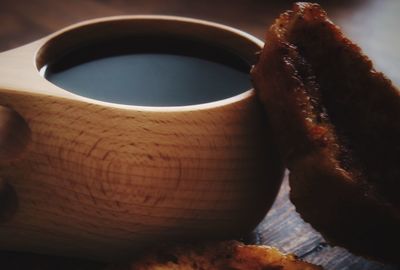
0, 16, 284, 261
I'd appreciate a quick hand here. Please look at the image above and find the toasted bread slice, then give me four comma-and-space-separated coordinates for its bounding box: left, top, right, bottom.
125, 241, 322, 270
251, 2, 400, 263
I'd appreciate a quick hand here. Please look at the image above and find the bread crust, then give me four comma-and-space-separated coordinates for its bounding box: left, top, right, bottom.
126, 241, 322, 270
251, 2, 400, 264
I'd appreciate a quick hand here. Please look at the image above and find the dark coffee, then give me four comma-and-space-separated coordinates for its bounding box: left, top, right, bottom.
42, 36, 252, 106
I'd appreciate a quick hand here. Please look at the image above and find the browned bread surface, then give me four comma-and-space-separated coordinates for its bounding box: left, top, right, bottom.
251, 2, 400, 264
123, 240, 322, 270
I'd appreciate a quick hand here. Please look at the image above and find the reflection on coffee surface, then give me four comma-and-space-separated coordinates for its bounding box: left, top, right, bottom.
42, 37, 252, 106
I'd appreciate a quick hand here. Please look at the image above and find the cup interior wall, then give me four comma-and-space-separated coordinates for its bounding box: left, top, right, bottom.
36, 17, 261, 76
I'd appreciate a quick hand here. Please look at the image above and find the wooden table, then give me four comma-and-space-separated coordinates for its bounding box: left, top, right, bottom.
0, 0, 398, 269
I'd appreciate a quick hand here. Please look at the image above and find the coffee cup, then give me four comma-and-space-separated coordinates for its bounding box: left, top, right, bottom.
0, 15, 283, 261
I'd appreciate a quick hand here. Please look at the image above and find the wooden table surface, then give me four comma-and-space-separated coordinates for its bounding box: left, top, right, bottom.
0, 0, 399, 269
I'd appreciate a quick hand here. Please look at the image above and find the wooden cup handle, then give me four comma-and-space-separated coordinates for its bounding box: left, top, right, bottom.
0, 105, 31, 222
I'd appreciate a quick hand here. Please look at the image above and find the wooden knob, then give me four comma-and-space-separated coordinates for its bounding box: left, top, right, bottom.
0, 105, 30, 222
0, 105, 30, 160
0, 177, 18, 222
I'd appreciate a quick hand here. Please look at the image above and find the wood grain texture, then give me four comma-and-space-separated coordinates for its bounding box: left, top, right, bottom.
0, 16, 284, 261
0, 89, 282, 260
0, 0, 399, 269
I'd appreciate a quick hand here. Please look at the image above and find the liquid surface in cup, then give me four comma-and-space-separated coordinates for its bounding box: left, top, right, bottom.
42, 37, 252, 106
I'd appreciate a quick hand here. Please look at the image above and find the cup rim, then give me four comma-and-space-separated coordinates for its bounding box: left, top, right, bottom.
35, 15, 264, 112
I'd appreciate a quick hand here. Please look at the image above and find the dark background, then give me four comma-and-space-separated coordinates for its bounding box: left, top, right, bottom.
1, 0, 399, 86
0, 0, 399, 269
